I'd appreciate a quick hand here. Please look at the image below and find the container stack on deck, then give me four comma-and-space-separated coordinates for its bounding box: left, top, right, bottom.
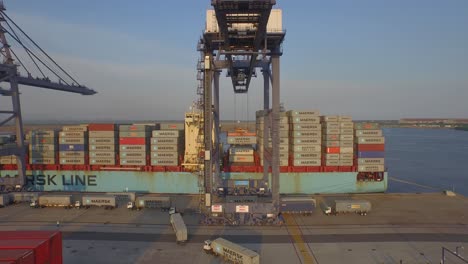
0, 155, 16, 165
151, 124, 183, 166
321, 116, 340, 166
355, 123, 385, 172
256, 110, 289, 166
88, 124, 117, 166
288, 110, 322, 167
27, 130, 57, 165
338, 116, 355, 166
229, 146, 255, 164
59, 125, 88, 165
119, 125, 151, 166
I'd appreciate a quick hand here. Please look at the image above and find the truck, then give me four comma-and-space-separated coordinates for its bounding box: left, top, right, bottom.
134, 196, 171, 211
30, 195, 73, 209
76, 195, 116, 209
170, 213, 187, 244
330, 200, 371, 215
0, 193, 12, 208
203, 238, 260, 264
10, 192, 39, 204
280, 197, 316, 215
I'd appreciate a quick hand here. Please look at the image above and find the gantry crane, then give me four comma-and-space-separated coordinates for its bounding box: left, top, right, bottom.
0, 2, 96, 190
198, 0, 285, 212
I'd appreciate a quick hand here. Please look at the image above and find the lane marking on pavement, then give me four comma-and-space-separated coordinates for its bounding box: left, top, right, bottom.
284, 214, 317, 264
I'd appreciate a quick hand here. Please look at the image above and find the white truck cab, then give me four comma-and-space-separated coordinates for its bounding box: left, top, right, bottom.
30, 200, 38, 208
75, 200, 81, 209
203, 240, 213, 253
127, 201, 135, 210
169, 207, 176, 215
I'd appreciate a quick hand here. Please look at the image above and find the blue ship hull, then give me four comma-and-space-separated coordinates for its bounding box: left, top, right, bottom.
0, 170, 388, 194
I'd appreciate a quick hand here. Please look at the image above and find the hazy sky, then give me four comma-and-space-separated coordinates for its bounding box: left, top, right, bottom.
1, 0, 467, 121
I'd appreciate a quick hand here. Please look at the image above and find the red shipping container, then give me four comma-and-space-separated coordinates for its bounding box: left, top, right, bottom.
323, 147, 340, 154
357, 144, 385, 152
0, 249, 34, 264
119, 137, 146, 145
0, 231, 62, 264
88, 124, 115, 131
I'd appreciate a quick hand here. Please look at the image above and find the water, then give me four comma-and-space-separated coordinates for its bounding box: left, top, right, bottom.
385, 128, 468, 195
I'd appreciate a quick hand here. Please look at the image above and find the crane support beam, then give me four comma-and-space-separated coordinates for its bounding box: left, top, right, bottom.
14, 76, 96, 95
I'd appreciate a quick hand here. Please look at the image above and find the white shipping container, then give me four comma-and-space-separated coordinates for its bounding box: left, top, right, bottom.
289, 123, 321, 131
229, 155, 255, 163
358, 158, 385, 165
292, 159, 321, 166
358, 165, 385, 172
340, 147, 354, 154
339, 160, 353, 166
355, 130, 383, 137
286, 110, 320, 117
356, 137, 385, 144
340, 153, 354, 160
324, 154, 340, 160
340, 141, 354, 147
290, 145, 321, 153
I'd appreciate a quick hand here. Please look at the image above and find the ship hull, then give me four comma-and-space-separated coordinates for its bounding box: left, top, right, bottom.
0, 170, 387, 194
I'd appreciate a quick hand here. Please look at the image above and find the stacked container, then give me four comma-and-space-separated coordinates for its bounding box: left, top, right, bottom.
119, 125, 151, 166
27, 130, 57, 165
151, 126, 183, 166
321, 116, 355, 166
256, 111, 289, 166
355, 123, 385, 172
288, 110, 321, 166
59, 126, 88, 165
0, 155, 16, 165
229, 146, 255, 164
88, 124, 117, 166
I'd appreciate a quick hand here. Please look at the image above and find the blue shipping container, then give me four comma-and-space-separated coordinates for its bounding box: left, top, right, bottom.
357, 151, 385, 158
59, 144, 86, 151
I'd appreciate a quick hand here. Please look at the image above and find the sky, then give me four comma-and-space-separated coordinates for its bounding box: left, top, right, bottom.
1, 0, 467, 121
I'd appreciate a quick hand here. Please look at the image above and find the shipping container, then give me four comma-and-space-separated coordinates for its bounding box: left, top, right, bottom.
119, 125, 153, 132
323, 147, 340, 154
356, 144, 385, 152
286, 110, 320, 117
229, 147, 254, 156
170, 213, 188, 243
289, 131, 321, 138
29, 144, 58, 153
229, 156, 255, 163
0, 157, 12, 165
357, 151, 385, 158
150, 138, 181, 145
119, 132, 150, 138
257, 145, 288, 153
59, 158, 86, 165
257, 116, 288, 124
119, 137, 146, 145
227, 136, 256, 145
290, 138, 320, 145
258, 130, 288, 138
322, 122, 339, 129
322, 128, 340, 134
81, 195, 116, 209
358, 158, 385, 165
62, 126, 87, 132
150, 145, 182, 152
289, 116, 320, 124
290, 145, 321, 153
59, 144, 86, 152
88, 124, 115, 131
358, 165, 385, 172
340, 147, 354, 154
355, 130, 383, 137
257, 123, 289, 131
324, 154, 339, 160
322, 141, 340, 147
338, 116, 353, 122
339, 160, 353, 166
59, 131, 86, 138
90, 159, 116, 165
206, 238, 260, 264
340, 128, 354, 135
260, 159, 288, 166
89, 145, 115, 151
340, 141, 354, 147
29, 151, 56, 158
120, 145, 147, 152
135, 196, 171, 210
320, 116, 338, 122
340, 134, 354, 141
151, 159, 178, 166
339, 122, 354, 128
289, 124, 321, 131
58, 151, 85, 158
292, 159, 321, 166
152, 130, 183, 138
324, 160, 340, 166
354, 123, 380, 130
340, 153, 354, 160
88, 131, 117, 137
29, 158, 55, 165
120, 159, 146, 166
36, 195, 72, 208
323, 134, 339, 141
11, 193, 39, 203
356, 137, 385, 144
335, 200, 371, 214
88, 138, 116, 145
293, 152, 321, 159
151, 152, 178, 159
59, 137, 86, 144
160, 123, 184, 130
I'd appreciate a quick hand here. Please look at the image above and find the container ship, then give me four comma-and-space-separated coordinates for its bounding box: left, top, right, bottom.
0, 109, 387, 194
